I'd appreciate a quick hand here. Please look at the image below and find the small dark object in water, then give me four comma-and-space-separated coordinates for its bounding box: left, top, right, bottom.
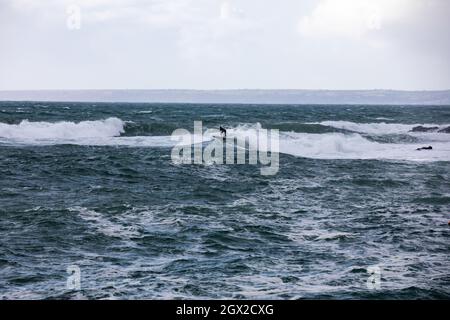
416, 146, 432, 151
410, 126, 439, 132
219, 126, 227, 137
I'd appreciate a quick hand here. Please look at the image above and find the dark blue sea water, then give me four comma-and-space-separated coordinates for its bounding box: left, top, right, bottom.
0, 102, 449, 299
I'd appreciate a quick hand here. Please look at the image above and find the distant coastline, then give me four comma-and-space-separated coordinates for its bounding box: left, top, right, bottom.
0, 89, 449, 105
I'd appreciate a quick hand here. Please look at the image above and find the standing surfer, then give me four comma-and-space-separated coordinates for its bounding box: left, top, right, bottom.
220, 126, 227, 137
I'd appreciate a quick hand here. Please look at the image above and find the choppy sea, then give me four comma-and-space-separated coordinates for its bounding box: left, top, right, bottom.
0, 102, 449, 299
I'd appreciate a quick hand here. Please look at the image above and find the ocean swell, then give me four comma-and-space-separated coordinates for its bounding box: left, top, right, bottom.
1, 119, 449, 161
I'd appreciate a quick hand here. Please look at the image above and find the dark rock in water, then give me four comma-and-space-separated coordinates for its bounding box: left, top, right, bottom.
410, 126, 439, 132
438, 126, 450, 133
416, 146, 433, 151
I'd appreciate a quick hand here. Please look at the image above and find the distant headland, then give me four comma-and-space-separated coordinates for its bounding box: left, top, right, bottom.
0, 89, 449, 105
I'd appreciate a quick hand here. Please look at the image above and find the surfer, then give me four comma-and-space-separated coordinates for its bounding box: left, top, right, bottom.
219, 126, 227, 137
416, 146, 432, 151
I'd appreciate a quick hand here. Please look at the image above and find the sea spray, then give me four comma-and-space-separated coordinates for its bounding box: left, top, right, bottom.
170, 121, 280, 175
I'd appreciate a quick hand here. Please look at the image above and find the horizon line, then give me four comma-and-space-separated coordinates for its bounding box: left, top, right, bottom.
1, 88, 450, 92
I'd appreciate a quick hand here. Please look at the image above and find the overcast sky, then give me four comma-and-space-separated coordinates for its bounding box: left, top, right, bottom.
1, 0, 449, 90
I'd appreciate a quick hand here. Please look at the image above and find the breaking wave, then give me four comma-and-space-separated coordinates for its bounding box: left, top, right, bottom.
0, 117, 204, 147
1, 118, 449, 161
0, 117, 125, 140
278, 131, 450, 161
314, 121, 450, 135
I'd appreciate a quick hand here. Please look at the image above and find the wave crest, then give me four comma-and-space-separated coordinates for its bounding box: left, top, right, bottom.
316, 121, 450, 135
1, 119, 449, 161
0, 117, 125, 140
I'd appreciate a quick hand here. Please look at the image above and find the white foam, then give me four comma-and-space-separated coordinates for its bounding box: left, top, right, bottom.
0, 118, 205, 147
211, 123, 450, 161
373, 117, 394, 121
0, 117, 125, 140
1, 119, 449, 161
0, 134, 205, 148
316, 120, 450, 135
68, 206, 141, 239
279, 131, 450, 161
208, 123, 450, 161
315, 231, 354, 241
204, 122, 272, 151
